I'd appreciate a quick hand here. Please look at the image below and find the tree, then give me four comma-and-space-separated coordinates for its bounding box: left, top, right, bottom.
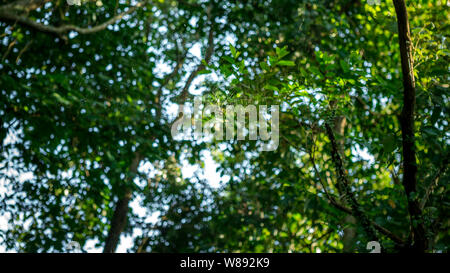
1, 0, 448, 253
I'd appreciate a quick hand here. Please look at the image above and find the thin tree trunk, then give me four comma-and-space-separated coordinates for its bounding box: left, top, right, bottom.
392, 0, 427, 252
333, 116, 358, 252
103, 152, 141, 253
343, 214, 357, 252
325, 122, 379, 243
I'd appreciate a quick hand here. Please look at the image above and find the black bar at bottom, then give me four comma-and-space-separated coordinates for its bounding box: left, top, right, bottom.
0, 253, 445, 272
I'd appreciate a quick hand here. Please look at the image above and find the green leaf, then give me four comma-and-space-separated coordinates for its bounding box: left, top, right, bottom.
381, 134, 397, 154
422, 126, 439, 136
260, 61, 269, 71
52, 93, 70, 105
222, 56, 235, 64
264, 85, 279, 91
276, 46, 290, 59
229, 44, 238, 59
197, 69, 212, 75
430, 107, 441, 125
277, 60, 295, 66
339, 60, 350, 73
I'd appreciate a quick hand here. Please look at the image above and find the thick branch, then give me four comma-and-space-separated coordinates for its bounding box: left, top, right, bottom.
0, 1, 147, 35
325, 122, 379, 243
393, 0, 427, 252
328, 197, 405, 245
304, 133, 404, 246
310, 144, 404, 245
0, 0, 51, 13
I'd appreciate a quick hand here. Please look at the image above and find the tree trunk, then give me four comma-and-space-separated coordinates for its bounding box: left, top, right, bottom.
103, 189, 132, 253
333, 116, 357, 252
392, 0, 427, 252
103, 153, 141, 253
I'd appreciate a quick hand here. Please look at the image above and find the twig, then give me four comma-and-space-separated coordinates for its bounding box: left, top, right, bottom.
15, 39, 32, 64
420, 161, 447, 210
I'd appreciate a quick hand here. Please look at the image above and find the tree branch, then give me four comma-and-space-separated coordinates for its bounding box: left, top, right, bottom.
392, 0, 427, 252
0, 0, 148, 36
420, 160, 447, 210
0, 0, 51, 13
156, 42, 188, 120
325, 122, 379, 243
294, 131, 404, 246
327, 197, 405, 245
171, 5, 215, 125
177, 10, 215, 104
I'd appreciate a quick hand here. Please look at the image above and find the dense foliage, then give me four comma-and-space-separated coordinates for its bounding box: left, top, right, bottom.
0, 0, 448, 253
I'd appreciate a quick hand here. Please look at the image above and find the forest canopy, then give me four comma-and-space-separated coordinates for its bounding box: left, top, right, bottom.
0, 0, 449, 253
